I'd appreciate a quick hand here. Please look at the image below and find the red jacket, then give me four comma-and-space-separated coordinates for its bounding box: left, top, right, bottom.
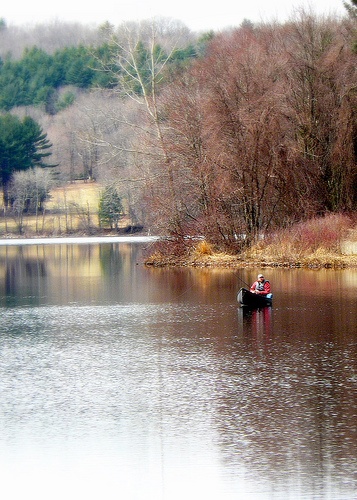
250, 280, 271, 296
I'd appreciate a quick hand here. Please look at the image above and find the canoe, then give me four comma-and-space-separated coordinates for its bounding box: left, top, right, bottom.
237, 287, 273, 308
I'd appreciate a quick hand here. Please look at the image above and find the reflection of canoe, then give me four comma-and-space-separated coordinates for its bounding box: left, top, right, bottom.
237, 287, 273, 308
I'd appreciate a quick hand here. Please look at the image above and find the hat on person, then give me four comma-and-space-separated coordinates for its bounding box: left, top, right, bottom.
258, 274, 264, 278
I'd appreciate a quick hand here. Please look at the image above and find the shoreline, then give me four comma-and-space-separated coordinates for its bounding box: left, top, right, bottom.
0, 235, 159, 246
144, 251, 357, 269
0, 235, 356, 268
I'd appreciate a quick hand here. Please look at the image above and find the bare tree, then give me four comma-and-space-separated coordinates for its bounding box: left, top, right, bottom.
90, 19, 199, 235
157, 15, 357, 249
9, 167, 54, 233
190, 26, 293, 244
281, 12, 357, 211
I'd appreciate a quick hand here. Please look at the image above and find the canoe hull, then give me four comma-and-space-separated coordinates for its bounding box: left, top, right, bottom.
237, 287, 273, 308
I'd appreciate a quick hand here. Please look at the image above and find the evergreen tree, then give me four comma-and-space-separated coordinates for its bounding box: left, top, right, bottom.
344, 0, 357, 52
344, 0, 357, 18
0, 114, 55, 205
98, 186, 124, 230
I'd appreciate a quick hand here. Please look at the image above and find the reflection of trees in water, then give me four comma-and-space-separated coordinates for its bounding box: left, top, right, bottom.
2, 254, 47, 305
0, 243, 145, 306
98, 243, 125, 277
143, 266, 236, 303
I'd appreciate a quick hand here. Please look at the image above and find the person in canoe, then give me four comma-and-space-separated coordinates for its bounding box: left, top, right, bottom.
250, 274, 272, 298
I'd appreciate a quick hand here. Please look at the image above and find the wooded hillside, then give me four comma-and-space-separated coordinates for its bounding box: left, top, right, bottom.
0, 11, 356, 249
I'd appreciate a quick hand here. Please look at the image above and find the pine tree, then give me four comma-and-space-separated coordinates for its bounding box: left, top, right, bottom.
344, 0, 357, 18
98, 186, 124, 230
0, 114, 55, 205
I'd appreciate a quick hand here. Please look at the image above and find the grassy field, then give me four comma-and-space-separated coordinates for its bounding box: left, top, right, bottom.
46, 181, 102, 212
0, 182, 120, 236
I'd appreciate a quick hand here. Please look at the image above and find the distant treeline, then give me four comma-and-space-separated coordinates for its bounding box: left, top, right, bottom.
0, 37, 204, 114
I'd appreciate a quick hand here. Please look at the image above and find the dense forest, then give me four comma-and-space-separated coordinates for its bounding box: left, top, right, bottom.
0, 6, 356, 249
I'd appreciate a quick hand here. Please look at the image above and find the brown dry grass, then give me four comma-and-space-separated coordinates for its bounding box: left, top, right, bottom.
145, 214, 357, 269
242, 214, 357, 267
194, 240, 214, 256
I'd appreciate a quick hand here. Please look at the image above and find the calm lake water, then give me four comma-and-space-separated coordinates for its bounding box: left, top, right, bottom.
0, 238, 356, 500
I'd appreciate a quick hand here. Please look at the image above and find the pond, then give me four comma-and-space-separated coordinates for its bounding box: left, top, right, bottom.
0, 238, 356, 499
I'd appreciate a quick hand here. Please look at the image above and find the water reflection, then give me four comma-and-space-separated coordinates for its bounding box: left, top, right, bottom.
233, 302, 357, 499
0, 242, 357, 499
0, 242, 147, 306
238, 306, 273, 338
